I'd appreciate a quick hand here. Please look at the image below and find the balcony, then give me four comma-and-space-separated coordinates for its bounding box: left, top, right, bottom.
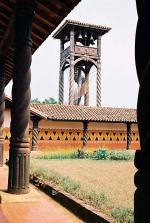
75, 45, 97, 57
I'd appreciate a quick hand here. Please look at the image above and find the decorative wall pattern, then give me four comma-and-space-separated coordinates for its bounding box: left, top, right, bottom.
3, 126, 140, 150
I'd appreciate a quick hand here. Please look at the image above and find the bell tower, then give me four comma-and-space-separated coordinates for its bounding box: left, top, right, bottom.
53, 20, 111, 106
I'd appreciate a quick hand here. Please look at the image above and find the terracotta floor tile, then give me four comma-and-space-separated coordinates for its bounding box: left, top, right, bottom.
0, 166, 83, 223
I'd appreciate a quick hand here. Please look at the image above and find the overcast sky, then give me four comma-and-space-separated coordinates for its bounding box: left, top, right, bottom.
6, 0, 138, 108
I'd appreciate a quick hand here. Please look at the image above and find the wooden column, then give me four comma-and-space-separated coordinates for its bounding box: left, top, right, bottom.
126, 123, 132, 150
84, 73, 90, 106
134, 1, 150, 222
0, 59, 5, 167
8, 0, 36, 194
31, 117, 40, 151
97, 35, 101, 107
82, 121, 88, 156
69, 29, 75, 105
77, 67, 82, 105
59, 40, 64, 104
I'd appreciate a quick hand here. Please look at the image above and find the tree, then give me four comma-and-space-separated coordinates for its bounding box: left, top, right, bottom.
31, 98, 41, 104
43, 97, 57, 104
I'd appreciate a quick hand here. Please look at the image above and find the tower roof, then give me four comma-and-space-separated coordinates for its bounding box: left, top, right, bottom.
53, 20, 111, 39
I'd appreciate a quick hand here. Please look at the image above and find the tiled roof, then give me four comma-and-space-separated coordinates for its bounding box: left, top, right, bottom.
31, 104, 137, 123
5, 96, 48, 120
53, 19, 111, 39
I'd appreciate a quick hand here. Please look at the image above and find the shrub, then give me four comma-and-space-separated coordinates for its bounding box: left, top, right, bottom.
96, 149, 110, 160
33, 149, 134, 161
30, 166, 81, 194
95, 149, 134, 161
109, 150, 134, 161
34, 151, 79, 160
111, 206, 134, 223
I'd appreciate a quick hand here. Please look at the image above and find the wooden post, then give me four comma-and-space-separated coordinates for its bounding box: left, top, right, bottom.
31, 117, 40, 151
76, 67, 82, 105
84, 73, 90, 106
0, 59, 5, 167
59, 40, 64, 104
97, 35, 101, 107
69, 29, 75, 105
134, 1, 150, 222
81, 121, 88, 157
8, 0, 36, 194
126, 123, 132, 150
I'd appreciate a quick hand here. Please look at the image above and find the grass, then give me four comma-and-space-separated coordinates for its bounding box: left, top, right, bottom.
30, 158, 135, 223
32, 149, 134, 161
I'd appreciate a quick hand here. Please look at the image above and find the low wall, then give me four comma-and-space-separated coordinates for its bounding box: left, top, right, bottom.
4, 125, 140, 151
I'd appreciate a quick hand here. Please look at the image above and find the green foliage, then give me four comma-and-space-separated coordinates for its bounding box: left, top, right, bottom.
85, 190, 108, 209
34, 151, 78, 160
96, 149, 110, 160
34, 149, 134, 161
31, 98, 41, 104
95, 149, 134, 161
30, 165, 108, 210
109, 150, 134, 161
43, 97, 57, 104
111, 206, 134, 223
30, 166, 81, 194
31, 97, 57, 104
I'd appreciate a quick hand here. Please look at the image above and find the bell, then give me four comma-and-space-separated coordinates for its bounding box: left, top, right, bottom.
84, 31, 88, 39
77, 31, 83, 41
90, 34, 95, 45
64, 35, 69, 42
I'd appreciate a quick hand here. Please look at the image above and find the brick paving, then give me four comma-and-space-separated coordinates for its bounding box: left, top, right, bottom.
0, 165, 83, 223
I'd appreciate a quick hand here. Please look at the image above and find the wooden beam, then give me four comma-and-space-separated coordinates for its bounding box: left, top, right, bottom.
0, 1, 13, 13
0, 14, 14, 58
0, 11, 10, 21
37, 1, 63, 20
35, 13, 55, 29
32, 23, 49, 37
32, 32, 43, 42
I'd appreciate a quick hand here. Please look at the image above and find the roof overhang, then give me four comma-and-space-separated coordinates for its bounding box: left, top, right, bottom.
5, 95, 48, 120
53, 19, 111, 39
0, 0, 81, 85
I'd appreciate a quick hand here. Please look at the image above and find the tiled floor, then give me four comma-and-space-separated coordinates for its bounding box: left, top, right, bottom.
0, 166, 83, 223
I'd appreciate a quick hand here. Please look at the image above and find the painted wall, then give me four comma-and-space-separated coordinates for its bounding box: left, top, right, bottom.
3, 108, 140, 151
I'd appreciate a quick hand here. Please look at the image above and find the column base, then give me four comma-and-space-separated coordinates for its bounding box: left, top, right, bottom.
8, 145, 30, 195
31, 145, 38, 151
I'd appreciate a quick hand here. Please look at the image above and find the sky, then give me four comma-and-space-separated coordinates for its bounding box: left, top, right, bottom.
6, 0, 139, 108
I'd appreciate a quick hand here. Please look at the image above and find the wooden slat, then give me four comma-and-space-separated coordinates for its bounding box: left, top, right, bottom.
35, 13, 55, 29
0, 1, 13, 13
33, 23, 49, 35
37, 1, 63, 19
32, 32, 43, 42
35, 11, 55, 29
0, 11, 10, 21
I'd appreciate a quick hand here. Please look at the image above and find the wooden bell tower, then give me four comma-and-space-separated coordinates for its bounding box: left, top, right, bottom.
53, 20, 111, 106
